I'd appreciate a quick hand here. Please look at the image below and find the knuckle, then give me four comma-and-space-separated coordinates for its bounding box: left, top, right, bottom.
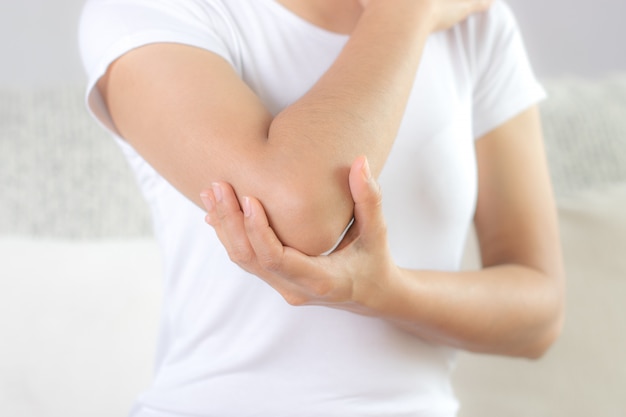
373, 190, 384, 209
228, 244, 254, 265
283, 292, 306, 307
370, 181, 383, 202
216, 209, 230, 222
257, 251, 282, 272
371, 212, 390, 240
310, 280, 333, 298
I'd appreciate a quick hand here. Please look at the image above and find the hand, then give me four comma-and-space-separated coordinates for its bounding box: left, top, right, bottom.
429, 0, 494, 31
359, 0, 494, 32
199, 157, 399, 313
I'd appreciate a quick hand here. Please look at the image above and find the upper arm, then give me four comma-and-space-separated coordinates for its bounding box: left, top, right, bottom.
98, 43, 352, 255
99, 42, 272, 200
473, 106, 564, 281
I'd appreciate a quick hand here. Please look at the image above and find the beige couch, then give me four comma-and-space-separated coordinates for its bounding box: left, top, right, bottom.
1, 76, 625, 416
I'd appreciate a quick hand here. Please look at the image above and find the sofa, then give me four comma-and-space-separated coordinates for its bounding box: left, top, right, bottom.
1, 75, 625, 417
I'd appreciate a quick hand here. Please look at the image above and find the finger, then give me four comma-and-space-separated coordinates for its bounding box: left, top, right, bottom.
212, 182, 256, 266
241, 197, 308, 304
202, 186, 252, 266
243, 196, 286, 273
199, 189, 217, 225
348, 156, 386, 240
471, 0, 494, 14
244, 197, 331, 294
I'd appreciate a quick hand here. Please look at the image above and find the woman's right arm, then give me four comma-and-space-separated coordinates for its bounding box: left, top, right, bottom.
98, 0, 490, 255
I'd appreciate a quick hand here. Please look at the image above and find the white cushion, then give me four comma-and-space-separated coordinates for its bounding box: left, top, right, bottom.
0, 238, 162, 417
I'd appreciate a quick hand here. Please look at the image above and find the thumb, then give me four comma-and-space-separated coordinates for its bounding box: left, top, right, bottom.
348, 156, 385, 238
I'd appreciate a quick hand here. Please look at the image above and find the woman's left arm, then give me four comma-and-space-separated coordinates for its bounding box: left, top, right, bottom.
377, 105, 565, 358
201, 106, 565, 359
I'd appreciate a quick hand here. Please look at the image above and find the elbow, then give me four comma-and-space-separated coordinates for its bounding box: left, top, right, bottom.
263, 179, 354, 256
520, 288, 566, 360
521, 317, 564, 360
259, 110, 356, 255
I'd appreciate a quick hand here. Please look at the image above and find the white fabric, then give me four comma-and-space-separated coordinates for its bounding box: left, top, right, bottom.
79, 1, 545, 416
0, 238, 161, 417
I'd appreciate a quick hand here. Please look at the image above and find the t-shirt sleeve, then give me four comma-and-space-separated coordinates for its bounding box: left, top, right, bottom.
78, 0, 239, 137
465, 1, 546, 139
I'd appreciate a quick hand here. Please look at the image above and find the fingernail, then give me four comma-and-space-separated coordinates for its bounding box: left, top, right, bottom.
242, 196, 251, 217
212, 183, 223, 202
200, 192, 213, 211
362, 157, 372, 180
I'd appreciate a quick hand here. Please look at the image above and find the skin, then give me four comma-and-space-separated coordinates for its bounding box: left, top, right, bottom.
202, 106, 565, 359
99, 0, 565, 358
98, 0, 493, 256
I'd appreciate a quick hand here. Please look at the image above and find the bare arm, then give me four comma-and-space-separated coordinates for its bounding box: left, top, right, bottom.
202, 107, 565, 358
376, 107, 565, 357
98, 1, 440, 255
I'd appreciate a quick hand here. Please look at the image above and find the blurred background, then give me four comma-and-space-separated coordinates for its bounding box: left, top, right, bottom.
1, 0, 625, 86
1, 1, 625, 417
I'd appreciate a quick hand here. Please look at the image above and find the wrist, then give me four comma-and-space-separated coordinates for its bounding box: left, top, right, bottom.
357, 262, 407, 318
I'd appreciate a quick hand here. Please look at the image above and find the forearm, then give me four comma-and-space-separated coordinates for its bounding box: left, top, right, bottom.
368, 264, 565, 358
102, 2, 435, 256
261, 2, 433, 253
270, 1, 431, 177
200, 94, 565, 359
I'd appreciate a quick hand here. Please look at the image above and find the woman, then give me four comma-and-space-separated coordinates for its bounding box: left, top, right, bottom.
79, 0, 565, 415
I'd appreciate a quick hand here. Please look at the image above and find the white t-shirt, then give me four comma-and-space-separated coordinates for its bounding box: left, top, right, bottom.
79, 1, 545, 416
